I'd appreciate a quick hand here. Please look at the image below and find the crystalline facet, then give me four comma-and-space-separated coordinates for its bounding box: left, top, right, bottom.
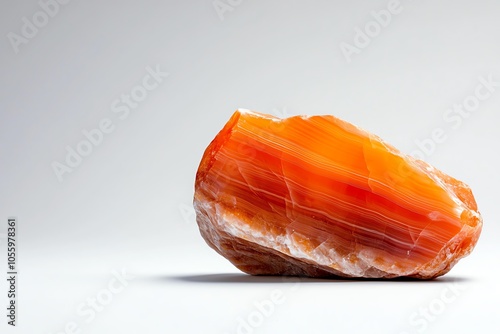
193, 109, 482, 279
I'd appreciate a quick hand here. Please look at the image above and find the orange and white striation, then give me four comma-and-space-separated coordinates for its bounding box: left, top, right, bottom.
193, 109, 482, 279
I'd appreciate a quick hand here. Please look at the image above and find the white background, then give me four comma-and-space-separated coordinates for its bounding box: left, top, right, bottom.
1, 0, 499, 333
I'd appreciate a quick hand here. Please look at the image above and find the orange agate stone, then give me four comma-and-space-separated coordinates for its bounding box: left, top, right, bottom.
193, 109, 482, 279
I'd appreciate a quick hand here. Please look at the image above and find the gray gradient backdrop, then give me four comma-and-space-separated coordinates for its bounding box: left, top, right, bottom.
1, 0, 500, 333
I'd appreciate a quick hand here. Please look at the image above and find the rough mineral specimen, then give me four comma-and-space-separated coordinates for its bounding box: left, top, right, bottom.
193, 109, 482, 279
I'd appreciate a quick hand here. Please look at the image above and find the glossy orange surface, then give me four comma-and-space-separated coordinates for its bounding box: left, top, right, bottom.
194, 109, 482, 278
